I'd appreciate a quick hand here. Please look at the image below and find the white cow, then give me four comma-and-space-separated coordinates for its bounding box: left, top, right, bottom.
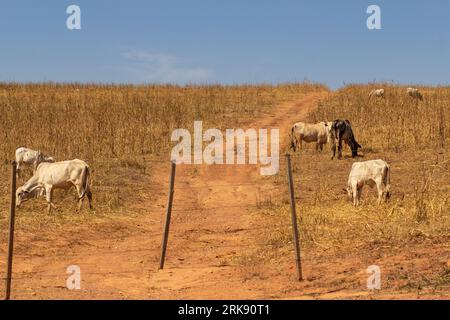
15, 147, 55, 177
290, 121, 333, 152
346, 159, 391, 206
369, 89, 385, 99
16, 159, 92, 212
407, 87, 423, 100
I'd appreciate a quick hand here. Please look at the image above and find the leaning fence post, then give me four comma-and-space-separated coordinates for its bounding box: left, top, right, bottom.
285, 154, 303, 281
5, 161, 17, 300
159, 161, 177, 270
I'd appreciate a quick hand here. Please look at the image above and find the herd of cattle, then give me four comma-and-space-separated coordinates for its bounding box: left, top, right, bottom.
15, 88, 409, 213
14, 147, 92, 212
368, 87, 423, 100
290, 119, 390, 207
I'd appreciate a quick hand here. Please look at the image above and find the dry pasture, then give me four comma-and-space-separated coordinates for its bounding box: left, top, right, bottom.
0, 83, 448, 299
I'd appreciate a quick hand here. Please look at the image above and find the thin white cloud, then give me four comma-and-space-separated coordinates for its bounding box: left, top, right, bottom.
122, 49, 213, 83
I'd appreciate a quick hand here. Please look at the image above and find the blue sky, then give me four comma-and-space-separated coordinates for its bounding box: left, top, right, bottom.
0, 0, 449, 89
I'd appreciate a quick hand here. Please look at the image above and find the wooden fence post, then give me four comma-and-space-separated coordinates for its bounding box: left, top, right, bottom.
159, 161, 176, 270
285, 154, 303, 281
5, 161, 17, 300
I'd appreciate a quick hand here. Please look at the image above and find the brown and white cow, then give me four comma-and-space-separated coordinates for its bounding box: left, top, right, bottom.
290, 121, 333, 152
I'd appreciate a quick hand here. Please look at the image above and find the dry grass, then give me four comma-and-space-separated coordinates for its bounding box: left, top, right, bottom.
309, 83, 449, 151
0, 82, 326, 163
0, 82, 326, 222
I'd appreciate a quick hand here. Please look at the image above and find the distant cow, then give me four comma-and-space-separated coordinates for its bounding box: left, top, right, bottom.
330, 119, 362, 160
15, 147, 55, 177
16, 159, 92, 213
346, 159, 391, 206
290, 121, 333, 152
369, 89, 385, 99
407, 88, 423, 101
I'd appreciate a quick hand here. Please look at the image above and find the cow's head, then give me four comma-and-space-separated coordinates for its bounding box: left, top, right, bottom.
16, 187, 32, 207
350, 138, 362, 158
16, 187, 41, 207
343, 186, 353, 201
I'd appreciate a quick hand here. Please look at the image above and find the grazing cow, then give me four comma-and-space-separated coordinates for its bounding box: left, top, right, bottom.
330, 119, 362, 160
290, 121, 333, 152
407, 87, 423, 101
346, 159, 391, 206
16, 159, 92, 213
369, 89, 385, 99
15, 147, 55, 177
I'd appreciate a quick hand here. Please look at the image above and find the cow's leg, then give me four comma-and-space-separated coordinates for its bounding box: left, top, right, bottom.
16, 163, 21, 178
78, 195, 84, 211
86, 189, 93, 210
352, 186, 358, 206
356, 186, 363, 206
316, 142, 323, 152
338, 139, 343, 159
384, 184, 390, 202
45, 185, 54, 213
331, 141, 336, 160
299, 135, 303, 150
375, 178, 384, 205
75, 184, 84, 211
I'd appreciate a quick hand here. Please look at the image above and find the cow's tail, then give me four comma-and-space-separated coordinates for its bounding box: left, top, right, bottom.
79, 166, 91, 200
384, 165, 391, 199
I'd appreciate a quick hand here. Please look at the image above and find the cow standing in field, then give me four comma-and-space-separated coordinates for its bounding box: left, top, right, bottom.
407, 88, 423, 101
330, 119, 362, 160
16, 159, 92, 213
290, 121, 333, 152
15, 147, 55, 177
369, 89, 385, 99
346, 159, 391, 206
